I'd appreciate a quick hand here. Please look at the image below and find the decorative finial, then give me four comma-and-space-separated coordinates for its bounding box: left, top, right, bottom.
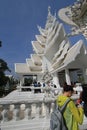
48, 6, 51, 12
48, 6, 51, 16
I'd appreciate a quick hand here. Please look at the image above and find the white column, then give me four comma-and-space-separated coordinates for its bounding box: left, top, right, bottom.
19, 76, 24, 91
37, 75, 42, 82
83, 68, 87, 84
65, 69, 71, 85
20, 76, 24, 86
53, 72, 60, 88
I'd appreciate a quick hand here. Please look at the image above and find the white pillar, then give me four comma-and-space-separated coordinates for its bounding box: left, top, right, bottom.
37, 75, 42, 82
20, 76, 24, 86
53, 72, 60, 88
65, 69, 71, 85
83, 68, 87, 84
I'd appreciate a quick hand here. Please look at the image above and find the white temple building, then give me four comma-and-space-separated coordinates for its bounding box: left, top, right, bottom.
15, 6, 87, 88
1, 0, 87, 130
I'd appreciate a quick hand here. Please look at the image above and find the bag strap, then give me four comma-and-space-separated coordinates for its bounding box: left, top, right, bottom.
60, 98, 71, 113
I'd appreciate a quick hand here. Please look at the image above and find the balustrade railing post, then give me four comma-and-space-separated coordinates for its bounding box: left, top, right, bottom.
25, 104, 31, 120
13, 104, 20, 121
31, 103, 36, 118
1, 104, 9, 122
41, 103, 46, 117
36, 104, 39, 118
7, 104, 14, 121
20, 104, 25, 120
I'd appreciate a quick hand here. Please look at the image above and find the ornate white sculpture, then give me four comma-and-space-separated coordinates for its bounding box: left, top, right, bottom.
58, 0, 87, 39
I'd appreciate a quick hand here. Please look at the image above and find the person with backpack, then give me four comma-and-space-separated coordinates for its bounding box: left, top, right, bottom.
56, 85, 84, 130
81, 84, 87, 117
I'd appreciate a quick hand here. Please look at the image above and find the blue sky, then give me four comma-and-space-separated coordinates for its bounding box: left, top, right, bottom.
0, 0, 85, 76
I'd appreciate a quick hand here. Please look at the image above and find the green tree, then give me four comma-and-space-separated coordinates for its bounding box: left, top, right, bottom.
0, 41, 2, 47
0, 59, 11, 86
0, 41, 11, 96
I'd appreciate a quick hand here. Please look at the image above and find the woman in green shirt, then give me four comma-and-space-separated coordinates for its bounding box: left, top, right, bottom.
56, 85, 84, 130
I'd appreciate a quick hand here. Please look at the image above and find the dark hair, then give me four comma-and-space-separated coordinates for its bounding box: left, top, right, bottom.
82, 84, 87, 102
63, 85, 74, 92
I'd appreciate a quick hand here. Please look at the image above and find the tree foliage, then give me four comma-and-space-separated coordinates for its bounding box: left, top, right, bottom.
0, 41, 2, 47
0, 59, 11, 86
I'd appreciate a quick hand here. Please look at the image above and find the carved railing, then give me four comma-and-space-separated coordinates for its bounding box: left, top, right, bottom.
0, 86, 79, 123
0, 86, 86, 130
0, 100, 56, 123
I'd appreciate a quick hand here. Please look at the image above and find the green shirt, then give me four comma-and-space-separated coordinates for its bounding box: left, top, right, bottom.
56, 95, 84, 130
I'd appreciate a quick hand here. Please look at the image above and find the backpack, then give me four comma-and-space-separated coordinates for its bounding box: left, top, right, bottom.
50, 98, 70, 130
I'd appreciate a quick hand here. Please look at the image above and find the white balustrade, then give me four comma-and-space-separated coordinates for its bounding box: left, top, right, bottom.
0, 86, 86, 130
0, 86, 80, 123
0, 100, 55, 123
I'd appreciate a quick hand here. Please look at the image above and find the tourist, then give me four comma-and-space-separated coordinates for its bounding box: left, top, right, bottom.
56, 85, 84, 130
37, 82, 41, 93
34, 81, 41, 93
81, 84, 87, 117
34, 81, 38, 93
43, 82, 45, 87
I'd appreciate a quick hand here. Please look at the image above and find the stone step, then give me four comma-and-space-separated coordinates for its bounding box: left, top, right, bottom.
1, 118, 50, 130
1, 116, 87, 130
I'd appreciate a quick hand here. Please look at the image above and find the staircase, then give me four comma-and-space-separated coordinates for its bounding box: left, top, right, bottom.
1, 118, 50, 130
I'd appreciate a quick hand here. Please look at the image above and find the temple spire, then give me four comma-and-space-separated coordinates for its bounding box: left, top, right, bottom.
45, 6, 57, 30
48, 6, 51, 16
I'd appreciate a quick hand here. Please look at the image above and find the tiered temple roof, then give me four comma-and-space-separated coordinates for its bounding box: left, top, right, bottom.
15, 5, 87, 78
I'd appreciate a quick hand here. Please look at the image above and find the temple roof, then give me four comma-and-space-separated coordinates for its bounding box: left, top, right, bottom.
15, 63, 31, 74
26, 59, 42, 71
31, 54, 42, 66
45, 23, 66, 53
46, 21, 59, 45
15, 6, 87, 76
63, 40, 83, 66
52, 39, 87, 72
63, 39, 87, 68
32, 41, 45, 54
35, 35, 46, 46
37, 26, 48, 37
15, 63, 43, 74
52, 42, 70, 68
52, 38, 67, 62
